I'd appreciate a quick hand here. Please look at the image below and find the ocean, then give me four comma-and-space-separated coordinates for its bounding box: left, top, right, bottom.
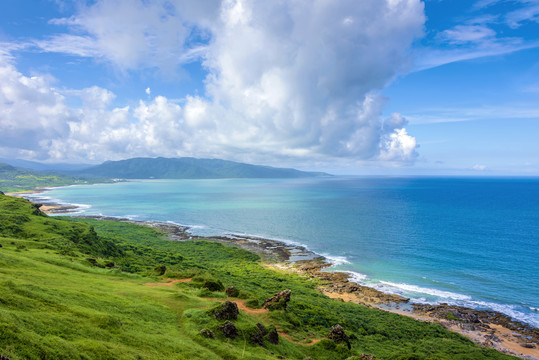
37, 176, 539, 327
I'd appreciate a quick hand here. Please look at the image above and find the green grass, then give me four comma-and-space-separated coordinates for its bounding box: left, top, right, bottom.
0, 193, 517, 359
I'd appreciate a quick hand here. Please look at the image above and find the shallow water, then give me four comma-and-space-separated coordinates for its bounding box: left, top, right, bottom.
40, 176, 539, 327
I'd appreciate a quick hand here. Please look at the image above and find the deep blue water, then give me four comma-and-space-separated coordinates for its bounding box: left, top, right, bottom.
39, 177, 539, 327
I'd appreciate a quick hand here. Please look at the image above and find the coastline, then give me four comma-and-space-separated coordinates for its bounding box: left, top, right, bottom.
12, 191, 539, 359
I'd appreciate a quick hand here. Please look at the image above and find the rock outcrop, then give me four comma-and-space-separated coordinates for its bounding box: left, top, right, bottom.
262, 289, 291, 311
220, 321, 238, 339
328, 324, 351, 350
226, 286, 239, 297
213, 301, 239, 321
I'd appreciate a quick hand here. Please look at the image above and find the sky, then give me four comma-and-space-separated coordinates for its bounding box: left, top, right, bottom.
0, 0, 538, 175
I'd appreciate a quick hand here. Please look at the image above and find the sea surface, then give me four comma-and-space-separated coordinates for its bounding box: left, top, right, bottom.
38, 177, 539, 327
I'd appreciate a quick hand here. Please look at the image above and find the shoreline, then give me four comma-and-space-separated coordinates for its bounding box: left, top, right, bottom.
11, 191, 539, 359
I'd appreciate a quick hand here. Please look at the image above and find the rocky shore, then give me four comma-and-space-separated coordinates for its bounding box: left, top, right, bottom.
25, 199, 539, 359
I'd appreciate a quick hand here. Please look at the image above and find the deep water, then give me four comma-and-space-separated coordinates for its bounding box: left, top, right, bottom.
40, 177, 539, 327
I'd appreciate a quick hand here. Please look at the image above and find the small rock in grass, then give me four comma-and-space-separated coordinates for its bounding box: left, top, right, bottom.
200, 329, 215, 339
226, 286, 239, 297
220, 321, 238, 339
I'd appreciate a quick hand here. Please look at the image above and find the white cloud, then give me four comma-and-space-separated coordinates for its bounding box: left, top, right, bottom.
2, 0, 425, 165
473, 164, 487, 171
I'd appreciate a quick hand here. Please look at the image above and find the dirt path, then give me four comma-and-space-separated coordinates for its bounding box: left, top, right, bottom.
143, 278, 192, 286
278, 332, 323, 346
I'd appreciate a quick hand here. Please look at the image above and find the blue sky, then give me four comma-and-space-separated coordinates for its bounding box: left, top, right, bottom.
0, 0, 538, 175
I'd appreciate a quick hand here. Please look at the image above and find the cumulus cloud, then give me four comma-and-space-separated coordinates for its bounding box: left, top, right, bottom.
2, 0, 425, 165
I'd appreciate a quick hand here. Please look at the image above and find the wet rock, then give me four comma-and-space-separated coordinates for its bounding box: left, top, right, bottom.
214, 301, 239, 321
226, 286, 239, 297
220, 321, 238, 339
267, 328, 279, 344
263, 289, 291, 311
328, 324, 351, 350
200, 328, 215, 339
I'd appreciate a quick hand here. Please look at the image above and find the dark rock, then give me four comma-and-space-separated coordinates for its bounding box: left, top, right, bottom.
203, 280, 225, 292
328, 324, 351, 350
86, 258, 97, 264
521, 343, 535, 349
220, 321, 238, 339
263, 289, 291, 311
0, 244, 2, 248
226, 286, 239, 297
200, 329, 215, 339
105, 262, 115, 268
267, 328, 279, 344
0, 191, 4, 195
0, 355, 11, 360
256, 322, 267, 335
249, 322, 268, 347
214, 301, 239, 320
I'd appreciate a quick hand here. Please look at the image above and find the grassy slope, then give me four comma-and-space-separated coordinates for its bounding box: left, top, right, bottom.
0, 194, 516, 360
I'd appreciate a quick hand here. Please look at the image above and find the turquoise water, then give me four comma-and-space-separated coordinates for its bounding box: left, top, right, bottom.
39, 177, 539, 327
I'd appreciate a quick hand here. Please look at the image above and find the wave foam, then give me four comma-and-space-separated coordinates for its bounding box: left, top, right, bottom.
322, 254, 351, 266
377, 281, 472, 301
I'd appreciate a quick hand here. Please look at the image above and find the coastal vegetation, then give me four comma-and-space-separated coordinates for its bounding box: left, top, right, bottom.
0, 192, 517, 359
0, 163, 106, 193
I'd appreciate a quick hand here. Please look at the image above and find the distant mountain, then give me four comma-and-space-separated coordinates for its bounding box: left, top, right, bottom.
77, 157, 330, 179
0, 158, 93, 172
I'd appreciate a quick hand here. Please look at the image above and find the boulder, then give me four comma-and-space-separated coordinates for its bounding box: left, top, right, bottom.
267, 328, 279, 344
214, 301, 239, 320
328, 324, 351, 350
226, 286, 239, 297
262, 289, 291, 311
249, 323, 268, 347
220, 321, 238, 339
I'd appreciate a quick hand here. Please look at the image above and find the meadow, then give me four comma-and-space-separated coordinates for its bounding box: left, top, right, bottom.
0, 193, 517, 359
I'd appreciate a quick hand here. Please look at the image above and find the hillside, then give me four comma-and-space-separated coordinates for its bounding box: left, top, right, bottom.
0, 163, 105, 193
77, 157, 330, 179
0, 192, 516, 360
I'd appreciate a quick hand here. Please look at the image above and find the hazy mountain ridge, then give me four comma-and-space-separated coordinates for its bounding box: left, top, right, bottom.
77, 157, 331, 179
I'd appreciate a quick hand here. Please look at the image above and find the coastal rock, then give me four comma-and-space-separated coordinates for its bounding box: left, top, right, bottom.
220, 321, 238, 339
327, 324, 351, 350
226, 286, 239, 297
520, 343, 536, 349
263, 289, 291, 311
267, 328, 279, 344
214, 301, 239, 320
200, 329, 215, 339
0, 355, 11, 360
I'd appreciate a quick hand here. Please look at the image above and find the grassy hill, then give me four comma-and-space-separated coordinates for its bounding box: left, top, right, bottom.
77, 157, 330, 179
0, 163, 107, 193
0, 193, 516, 359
